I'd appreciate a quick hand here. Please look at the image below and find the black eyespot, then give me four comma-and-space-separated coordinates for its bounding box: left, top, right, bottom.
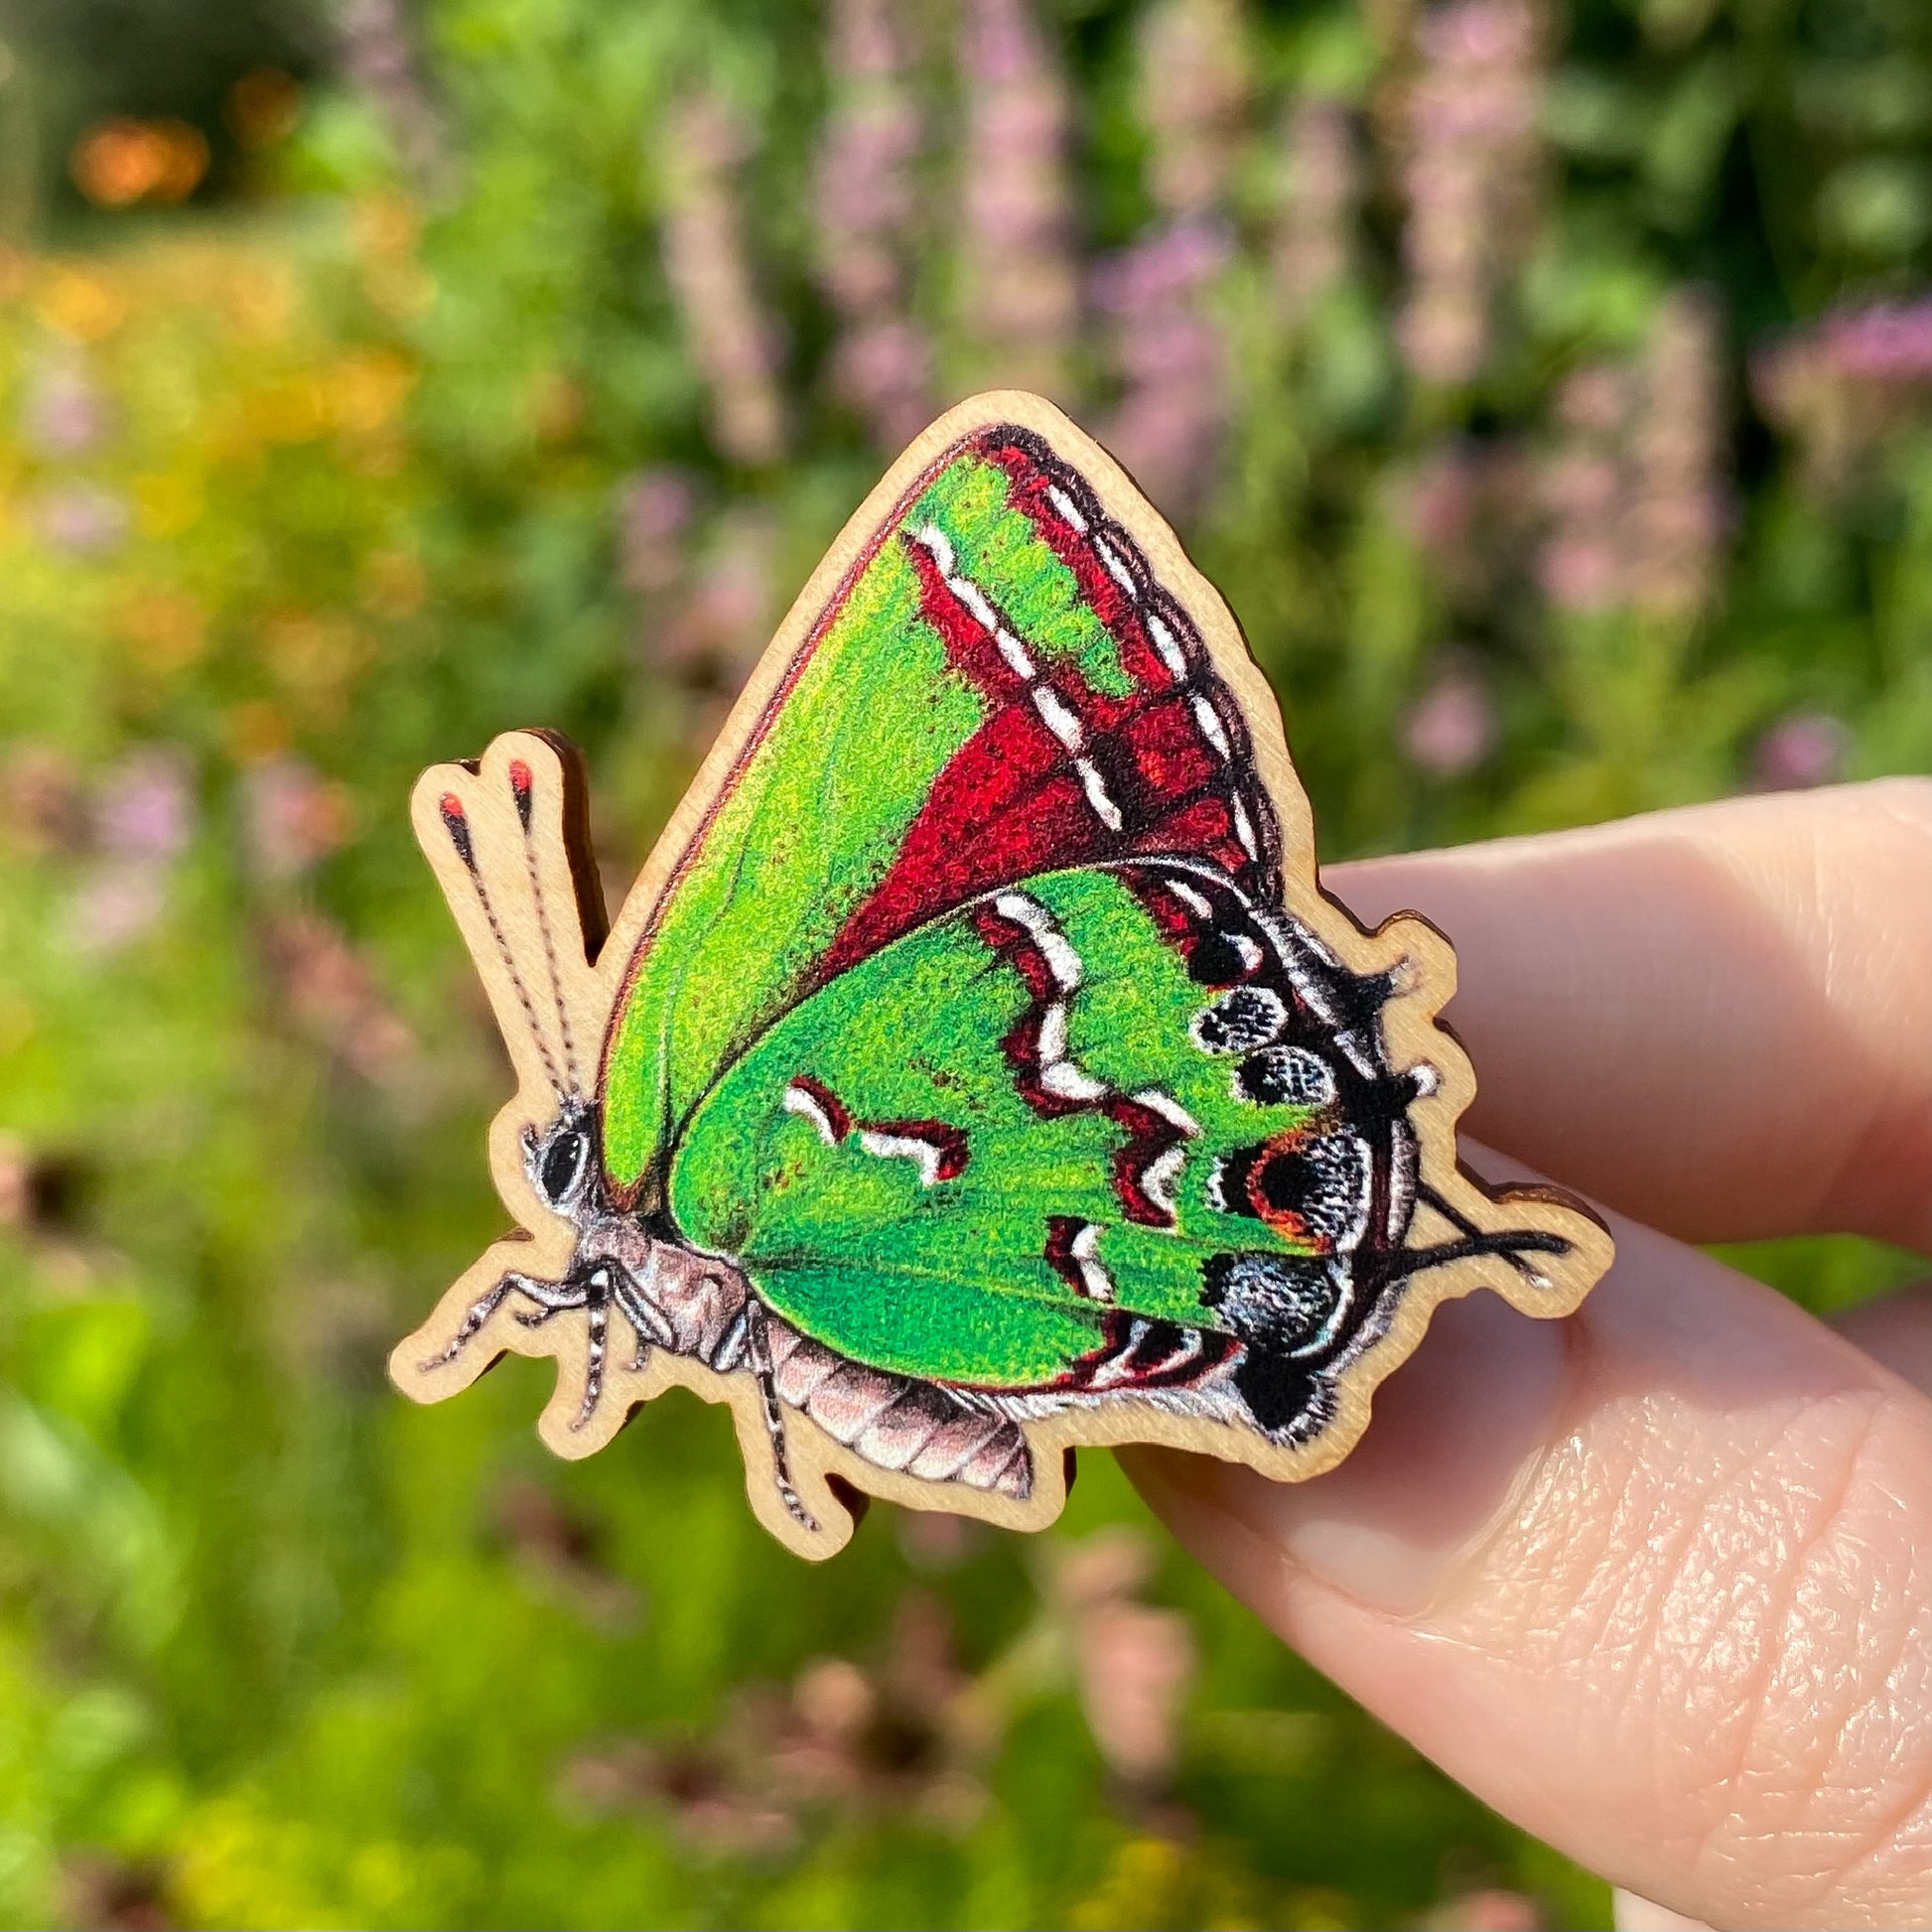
541, 1130, 585, 1204
1299, 1134, 1371, 1243
1189, 986, 1286, 1054
1186, 929, 1261, 986
1255, 1149, 1310, 1212
1235, 1045, 1335, 1108
1201, 1251, 1341, 1352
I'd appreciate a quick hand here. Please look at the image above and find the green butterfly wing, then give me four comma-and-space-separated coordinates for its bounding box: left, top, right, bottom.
667, 864, 1387, 1393
597, 415, 1281, 1210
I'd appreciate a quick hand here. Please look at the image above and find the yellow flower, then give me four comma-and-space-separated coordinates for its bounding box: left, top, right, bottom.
33, 266, 128, 343
326, 347, 416, 435
115, 586, 207, 672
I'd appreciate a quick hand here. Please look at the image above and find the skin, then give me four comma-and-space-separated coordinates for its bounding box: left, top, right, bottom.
1123, 777, 1932, 1932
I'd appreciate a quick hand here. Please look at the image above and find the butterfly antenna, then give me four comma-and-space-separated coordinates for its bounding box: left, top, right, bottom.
1389, 1223, 1572, 1292
507, 757, 584, 1097
438, 790, 569, 1100
1417, 1182, 1560, 1288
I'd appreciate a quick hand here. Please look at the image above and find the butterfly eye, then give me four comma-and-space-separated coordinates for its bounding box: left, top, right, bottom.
539, 1129, 588, 1206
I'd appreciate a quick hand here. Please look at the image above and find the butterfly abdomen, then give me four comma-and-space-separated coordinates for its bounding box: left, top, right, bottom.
766, 1318, 1034, 1499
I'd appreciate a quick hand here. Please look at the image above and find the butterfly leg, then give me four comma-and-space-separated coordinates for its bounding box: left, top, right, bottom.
420, 1269, 587, 1371
612, 1269, 674, 1372
744, 1299, 819, 1534
568, 1274, 615, 1431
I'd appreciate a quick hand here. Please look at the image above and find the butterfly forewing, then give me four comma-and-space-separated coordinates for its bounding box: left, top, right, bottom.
600, 427, 1281, 1204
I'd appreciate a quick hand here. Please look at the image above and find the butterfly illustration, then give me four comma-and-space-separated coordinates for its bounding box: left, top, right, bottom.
393, 392, 1610, 1556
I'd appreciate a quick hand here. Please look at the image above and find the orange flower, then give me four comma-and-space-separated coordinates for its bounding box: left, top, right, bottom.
70, 118, 209, 207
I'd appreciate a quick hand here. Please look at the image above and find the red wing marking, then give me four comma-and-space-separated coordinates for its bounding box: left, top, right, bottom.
1118, 695, 1225, 799
970, 888, 1201, 1231
817, 427, 1282, 983
782, 1073, 853, 1141
1105, 1093, 1195, 1227
1056, 1315, 1244, 1394
1045, 1216, 1117, 1304
782, 1075, 969, 1186
980, 436, 1187, 699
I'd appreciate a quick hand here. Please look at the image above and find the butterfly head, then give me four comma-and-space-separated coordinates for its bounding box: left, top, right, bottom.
522, 1095, 606, 1226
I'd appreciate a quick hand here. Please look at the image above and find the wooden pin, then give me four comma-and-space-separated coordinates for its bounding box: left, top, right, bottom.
391, 392, 1612, 1559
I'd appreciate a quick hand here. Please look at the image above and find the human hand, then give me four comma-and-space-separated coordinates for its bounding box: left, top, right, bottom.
1123, 778, 1932, 1931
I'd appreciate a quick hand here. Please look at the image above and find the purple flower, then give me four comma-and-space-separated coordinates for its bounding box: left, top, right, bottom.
21, 356, 108, 457
1274, 98, 1360, 320
243, 757, 351, 881
1092, 220, 1228, 317
1400, 440, 1537, 608
46, 748, 194, 953
1394, 0, 1544, 387
1138, 0, 1250, 220
337, 0, 454, 193
1403, 662, 1497, 776
1555, 364, 1628, 434
0, 1136, 34, 1230
1401, 444, 1481, 556
1535, 296, 1728, 620
35, 482, 128, 555
648, 506, 776, 689
1089, 5, 1253, 515
1537, 533, 1622, 613
1, 744, 84, 855
1094, 219, 1231, 519
956, 0, 1078, 396
1751, 711, 1849, 791
616, 468, 697, 597
815, 0, 920, 307
1626, 290, 1727, 620
659, 97, 787, 466
1050, 1528, 1196, 1789
1427, 1889, 1545, 1932
1821, 298, 1932, 384
1755, 294, 1932, 494
68, 863, 167, 955
262, 908, 418, 1083
830, 318, 932, 451
97, 748, 194, 861
813, 0, 932, 446
1536, 364, 1630, 610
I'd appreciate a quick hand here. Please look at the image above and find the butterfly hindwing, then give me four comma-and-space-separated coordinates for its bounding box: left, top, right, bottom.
667, 860, 1417, 1437
600, 424, 1281, 1205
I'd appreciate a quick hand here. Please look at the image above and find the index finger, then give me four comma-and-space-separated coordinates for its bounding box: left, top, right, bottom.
1327, 778, 1932, 1252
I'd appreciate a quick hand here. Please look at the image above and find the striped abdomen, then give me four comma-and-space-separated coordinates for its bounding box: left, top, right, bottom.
765, 1318, 1033, 1500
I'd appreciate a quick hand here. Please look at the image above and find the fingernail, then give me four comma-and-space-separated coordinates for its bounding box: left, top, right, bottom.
1139, 1287, 1572, 1615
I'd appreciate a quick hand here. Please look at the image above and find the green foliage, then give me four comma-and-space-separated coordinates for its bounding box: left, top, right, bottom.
0, 0, 1924, 1925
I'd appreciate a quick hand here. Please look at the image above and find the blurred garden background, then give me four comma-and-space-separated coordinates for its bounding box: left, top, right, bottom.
0, 0, 1924, 1924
